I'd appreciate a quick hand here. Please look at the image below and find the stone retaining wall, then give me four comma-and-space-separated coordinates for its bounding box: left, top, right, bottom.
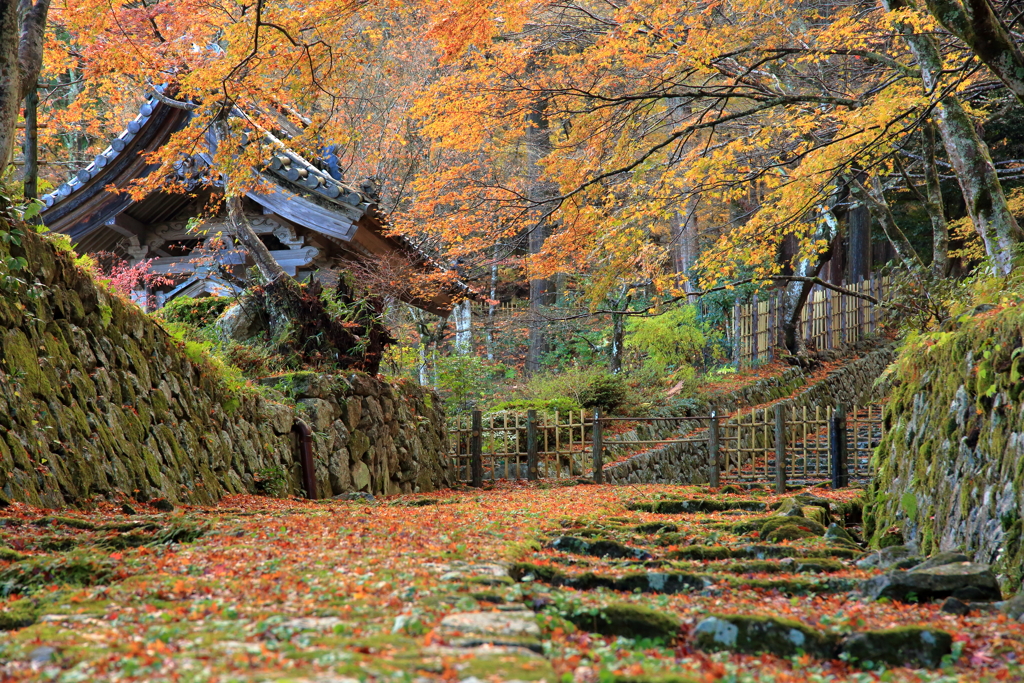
604, 345, 896, 485
0, 223, 454, 508
866, 307, 1024, 592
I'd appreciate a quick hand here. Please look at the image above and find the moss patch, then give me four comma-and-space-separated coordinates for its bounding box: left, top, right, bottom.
565, 602, 680, 641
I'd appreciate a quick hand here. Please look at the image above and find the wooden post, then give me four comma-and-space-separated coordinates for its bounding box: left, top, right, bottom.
733, 300, 741, 365
709, 409, 720, 488
470, 410, 483, 487
751, 293, 759, 363
774, 404, 786, 494
591, 409, 604, 484
829, 404, 848, 489
526, 409, 539, 481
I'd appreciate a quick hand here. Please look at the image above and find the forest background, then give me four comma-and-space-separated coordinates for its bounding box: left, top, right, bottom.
5, 0, 1024, 418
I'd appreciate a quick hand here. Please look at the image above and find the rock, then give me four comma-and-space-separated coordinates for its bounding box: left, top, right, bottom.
439, 610, 541, 651
997, 593, 1024, 621
855, 545, 921, 570
861, 562, 1002, 603
909, 551, 970, 573
761, 516, 826, 537
279, 617, 344, 631
940, 597, 971, 615
0, 493, 9, 509
350, 461, 371, 491
216, 302, 265, 342
693, 614, 835, 659
801, 506, 831, 527
878, 527, 904, 548
565, 603, 679, 640
120, 503, 136, 515
29, 646, 56, 665
548, 536, 653, 561
824, 523, 856, 544
766, 525, 819, 543
839, 627, 952, 669
333, 491, 375, 502
151, 498, 174, 512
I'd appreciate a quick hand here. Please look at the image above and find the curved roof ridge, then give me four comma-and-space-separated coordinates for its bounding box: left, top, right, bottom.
41, 90, 165, 210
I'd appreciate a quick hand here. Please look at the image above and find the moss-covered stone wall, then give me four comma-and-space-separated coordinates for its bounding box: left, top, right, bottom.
866, 307, 1024, 591
0, 222, 454, 508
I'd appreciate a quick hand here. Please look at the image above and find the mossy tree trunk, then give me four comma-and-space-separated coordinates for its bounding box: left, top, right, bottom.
924, 0, 1024, 106
852, 176, 924, 271
884, 0, 1023, 275
0, 0, 50, 167
923, 121, 951, 277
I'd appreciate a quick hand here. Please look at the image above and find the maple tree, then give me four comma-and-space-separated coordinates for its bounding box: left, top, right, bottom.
389, 0, 1024, 354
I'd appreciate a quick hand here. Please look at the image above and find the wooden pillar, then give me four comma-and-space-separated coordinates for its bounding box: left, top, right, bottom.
591, 409, 603, 484
829, 405, 848, 489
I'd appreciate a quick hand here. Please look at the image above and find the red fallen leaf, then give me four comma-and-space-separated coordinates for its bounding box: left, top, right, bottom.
109, 552, 123, 560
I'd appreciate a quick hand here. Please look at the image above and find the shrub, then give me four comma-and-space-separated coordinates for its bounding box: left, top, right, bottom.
434, 353, 493, 414
158, 295, 233, 327
625, 305, 705, 372
518, 367, 630, 414
490, 397, 582, 414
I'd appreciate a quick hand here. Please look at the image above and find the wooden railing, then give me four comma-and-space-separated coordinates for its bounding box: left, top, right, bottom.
719, 403, 884, 486
449, 403, 884, 489
733, 276, 891, 366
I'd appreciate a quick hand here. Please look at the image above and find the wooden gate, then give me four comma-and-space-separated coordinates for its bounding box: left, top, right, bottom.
719, 403, 884, 486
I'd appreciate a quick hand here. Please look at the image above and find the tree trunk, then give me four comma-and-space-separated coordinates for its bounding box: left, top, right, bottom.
884, 0, 1022, 274
451, 299, 472, 355
485, 245, 497, 361
0, 0, 22, 166
847, 174, 871, 283
924, 0, 1024, 106
609, 289, 631, 373
779, 211, 839, 354
227, 196, 288, 282
525, 101, 554, 375
0, 0, 48, 167
923, 120, 951, 277
22, 83, 36, 200
852, 177, 924, 270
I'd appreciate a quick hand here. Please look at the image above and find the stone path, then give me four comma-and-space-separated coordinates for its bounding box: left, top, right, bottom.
1, 485, 1022, 681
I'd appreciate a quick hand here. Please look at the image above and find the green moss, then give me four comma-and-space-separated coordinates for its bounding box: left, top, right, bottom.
0, 546, 26, 562
634, 522, 678, 534
761, 516, 825, 537
693, 613, 836, 659
0, 552, 119, 591
565, 602, 680, 641
766, 526, 819, 542
0, 599, 38, 630
665, 545, 733, 561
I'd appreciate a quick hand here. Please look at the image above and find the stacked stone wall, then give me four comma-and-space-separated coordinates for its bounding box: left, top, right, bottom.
866, 306, 1024, 591
0, 224, 453, 508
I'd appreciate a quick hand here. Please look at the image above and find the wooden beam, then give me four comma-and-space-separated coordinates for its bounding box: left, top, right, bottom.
247, 184, 360, 241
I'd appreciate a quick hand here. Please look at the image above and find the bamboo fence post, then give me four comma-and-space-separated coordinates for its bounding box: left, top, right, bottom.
775, 404, 787, 494
470, 410, 483, 487
709, 409, 720, 488
526, 409, 539, 481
